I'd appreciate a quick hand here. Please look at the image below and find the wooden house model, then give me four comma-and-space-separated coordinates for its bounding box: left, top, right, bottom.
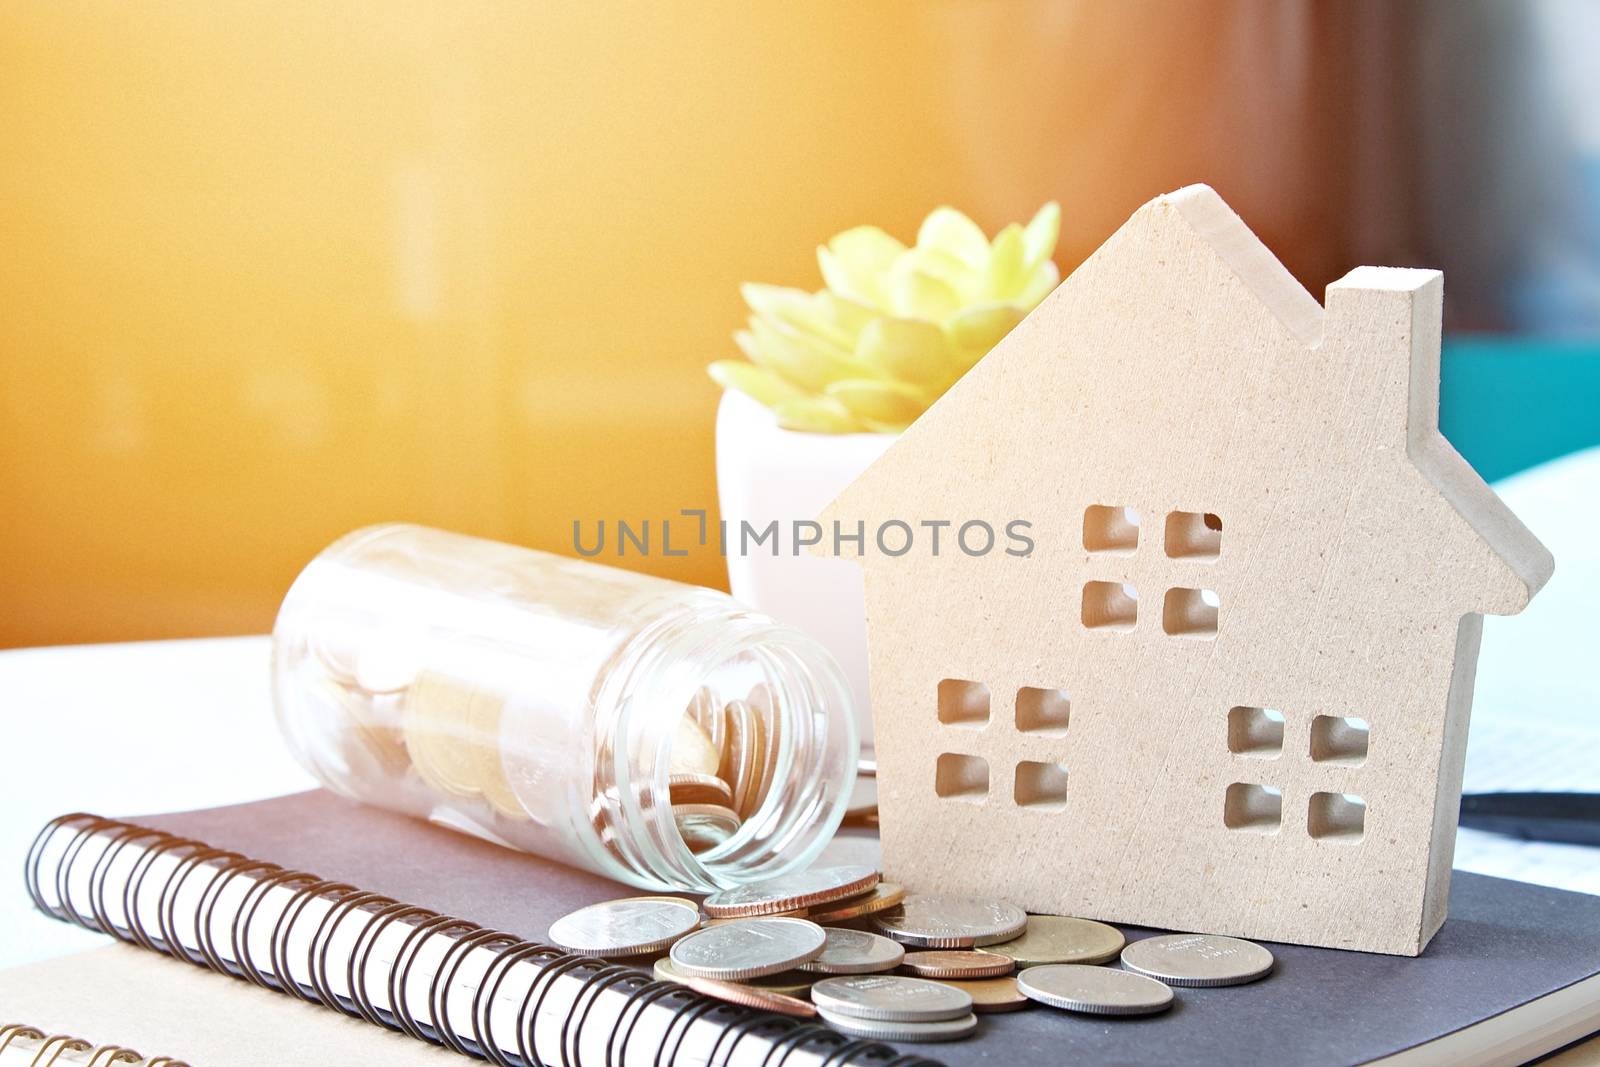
818, 185, 1552, 955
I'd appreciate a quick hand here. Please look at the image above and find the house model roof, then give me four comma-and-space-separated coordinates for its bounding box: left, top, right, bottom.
820, 184, 1551, 613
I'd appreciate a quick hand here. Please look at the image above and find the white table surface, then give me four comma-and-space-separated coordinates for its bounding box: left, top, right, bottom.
3, 448, 1598, 972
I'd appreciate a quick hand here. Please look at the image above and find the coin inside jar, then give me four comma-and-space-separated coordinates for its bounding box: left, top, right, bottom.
701, 865, 880, 918
900, 950, 1013, 979
871, 895, 1027, 948
799, 928, 906, 975
1017, 964, 1174, 1016
1119, 933, 1275, 987
983, 914, 1126, 967
546, 897, 701, 957
668, 917, 826, 980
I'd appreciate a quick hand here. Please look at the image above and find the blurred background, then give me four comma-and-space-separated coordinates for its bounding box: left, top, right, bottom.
3, 0, 1598, 648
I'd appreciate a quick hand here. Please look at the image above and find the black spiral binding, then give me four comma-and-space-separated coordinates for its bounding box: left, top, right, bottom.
0, 1022, 190, 1066
22, 814, 945, 1067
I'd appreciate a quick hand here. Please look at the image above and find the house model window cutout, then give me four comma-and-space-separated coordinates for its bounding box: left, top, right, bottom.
816, 185, 1552, 957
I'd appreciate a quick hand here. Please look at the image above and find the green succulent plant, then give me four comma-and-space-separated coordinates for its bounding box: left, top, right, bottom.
709, 202, 1061, 433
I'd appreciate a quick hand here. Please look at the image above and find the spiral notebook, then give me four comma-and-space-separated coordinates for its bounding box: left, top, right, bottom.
17, 790, 1600, 1067
0, 1020, 188, 1067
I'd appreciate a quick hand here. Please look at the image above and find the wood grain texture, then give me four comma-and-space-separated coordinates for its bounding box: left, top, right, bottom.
818, 185, 1552, 955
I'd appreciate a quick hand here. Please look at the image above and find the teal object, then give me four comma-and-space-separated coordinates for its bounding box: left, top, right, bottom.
1440, 336, 1600, 482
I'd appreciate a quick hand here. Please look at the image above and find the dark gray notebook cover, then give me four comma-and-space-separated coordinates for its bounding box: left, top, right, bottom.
132, 790, 1600, 1066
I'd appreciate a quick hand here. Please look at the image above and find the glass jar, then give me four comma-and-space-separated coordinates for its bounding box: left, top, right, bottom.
271, 523, 857, 892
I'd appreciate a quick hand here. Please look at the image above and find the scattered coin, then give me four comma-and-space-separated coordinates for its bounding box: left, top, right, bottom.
668, 773, 735, 808
668, 917, 826, 980
927, 976, 1030, 1013
816, 1007, 979, 1042
800, 929, 906, 975
701, 910, 808, 924
807, 881, 907, 924
702, 865, 880, 918
984, 915, 1126, 967
871, 895, 1027, 948
547, 897, 701, 957
654, 956, 816, 997
810, 975, 973, 1022
1017, 963, 1174, 1016
1120, 933, 1274, 987
680, 975, 817, 1018
901, 950, 1013, 979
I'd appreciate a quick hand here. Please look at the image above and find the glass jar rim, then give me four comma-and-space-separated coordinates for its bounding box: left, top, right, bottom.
592, 599, 858, 891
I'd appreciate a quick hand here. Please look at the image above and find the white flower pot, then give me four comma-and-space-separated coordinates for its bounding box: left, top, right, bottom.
715, 389, 895, 758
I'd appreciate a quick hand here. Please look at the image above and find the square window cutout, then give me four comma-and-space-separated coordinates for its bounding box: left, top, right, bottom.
1228, 706, 1284, 758
935, 753, 989, 802
1163, 587, 1219, 639
1015, 761, 1069, 810
1310, 715, 1369, 765
1223, 783, 1282, 833
1166, 511, 1222, 559
1308, 792, 1366, 843
1016, 687, 1070, 735
937, 679, 990, 728
1083, 581, 1138, 631
1084, 505, 1140, 553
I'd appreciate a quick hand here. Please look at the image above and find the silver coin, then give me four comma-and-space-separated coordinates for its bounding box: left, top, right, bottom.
871, 895, 1027, 948
810, 974, 973, 1022
701, 865, 879, 917
817, 1007, 978, 1042
668, 917, 826, 980
799, 928, 906, 975
1017, 964, 1174, 1016
1119, 933, 1275, 987
546, 897, 700, 957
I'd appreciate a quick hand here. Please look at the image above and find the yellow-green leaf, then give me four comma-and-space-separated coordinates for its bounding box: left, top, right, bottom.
985, 223, 1026, 301
887, 257, 961, 321
917, 206, 989, 266
1015, 258, 1061, 308
825, 377, 928, 426
818, 225, 905, 307
948, 302, 1026, 357
707, 360, 809, 409
741, 316, 868, 391
773, 395, 863, 434
1022, 201, 1061, 272
855, 316, 952, 388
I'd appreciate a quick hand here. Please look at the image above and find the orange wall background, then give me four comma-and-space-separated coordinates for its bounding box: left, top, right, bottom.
1, 2, 1344, 647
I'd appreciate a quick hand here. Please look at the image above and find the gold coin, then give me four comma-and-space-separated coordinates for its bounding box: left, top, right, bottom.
901, 950, 1014, 979
746, 683, 783, 817
403, 671, 526, 819
728, 699, 762, 817
654, 956, 816, 997
668, 773, 735, 808
927, 976, 1031, 1013
807, 881, 907, 924
984, 915, 1125, 967
701, 910, 809, 923
680, 974, 817, 1017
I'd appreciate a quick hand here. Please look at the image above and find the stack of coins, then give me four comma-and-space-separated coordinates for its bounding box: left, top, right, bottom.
543, 871, 1277, 1042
